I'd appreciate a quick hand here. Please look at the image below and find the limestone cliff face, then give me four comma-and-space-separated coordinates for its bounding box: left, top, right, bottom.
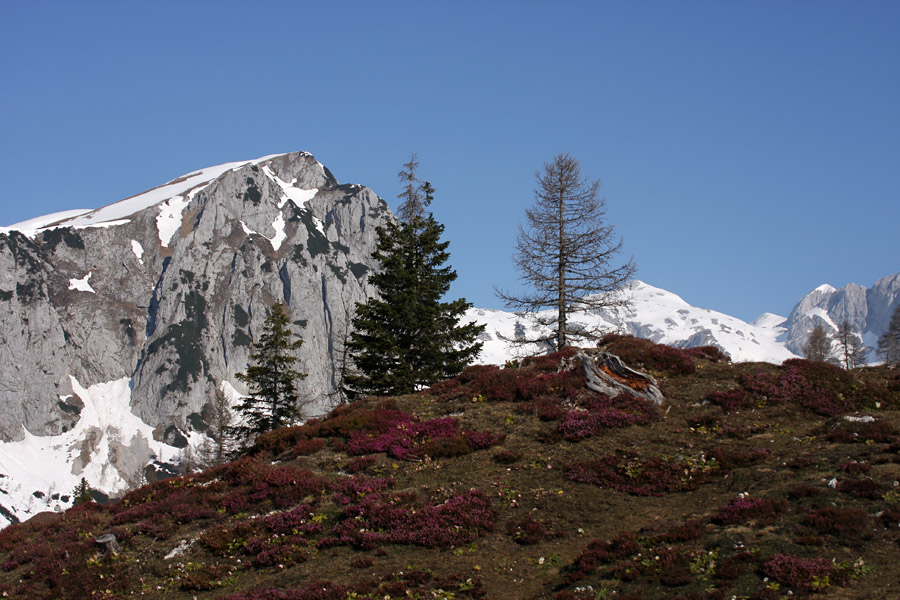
781, 273, 900, 357
0, 152, 390, 444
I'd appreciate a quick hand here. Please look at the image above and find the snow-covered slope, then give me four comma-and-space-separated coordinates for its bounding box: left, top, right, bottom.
468, 280, 798, 365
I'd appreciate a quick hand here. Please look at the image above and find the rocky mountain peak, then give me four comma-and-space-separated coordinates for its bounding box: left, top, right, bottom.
0, 151, 391, 522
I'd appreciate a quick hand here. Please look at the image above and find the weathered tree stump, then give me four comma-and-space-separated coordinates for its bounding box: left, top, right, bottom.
95, 533, 121, 556
579, 351, 664, 405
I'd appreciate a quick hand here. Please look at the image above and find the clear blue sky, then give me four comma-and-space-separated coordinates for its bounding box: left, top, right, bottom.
1, 1, 897, 322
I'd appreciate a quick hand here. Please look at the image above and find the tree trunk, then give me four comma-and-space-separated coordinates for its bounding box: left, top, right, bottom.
95, 533, 121, 556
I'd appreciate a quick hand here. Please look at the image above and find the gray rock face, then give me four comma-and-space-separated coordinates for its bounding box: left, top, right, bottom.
0, 151, 391, 443
781, 274, 900, 358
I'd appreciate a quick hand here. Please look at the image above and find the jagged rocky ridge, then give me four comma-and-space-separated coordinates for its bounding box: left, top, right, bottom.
780, 273, 900, 357
0, 152, 390, 520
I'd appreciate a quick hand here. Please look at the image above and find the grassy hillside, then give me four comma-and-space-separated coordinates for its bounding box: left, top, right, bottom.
1, 338, 898, 599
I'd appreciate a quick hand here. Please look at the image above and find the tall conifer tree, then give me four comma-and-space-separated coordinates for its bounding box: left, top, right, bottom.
347, 159, 483, 397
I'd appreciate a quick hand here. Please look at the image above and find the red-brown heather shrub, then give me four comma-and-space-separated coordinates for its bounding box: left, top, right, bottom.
707, 445, 771, 470
600, 334, 698, 374
345, 413, 502, 461
251, 426, 309, 456
558, 393, 657, 441
760, 553, 846, 592
652, 519, 706, 543
712, 495, 788, 525
345, 455, 376, 473
292, 437, 325, 457
350, 555, 374, 569
563, 531, 641, 583
506, 516, 549, 545
706, 388, 750, 412
221, 582, 353, 600
879, 505, 900, 529
566, 453, 700, 496
686, 413, 720, 429
492, 449, 521, 464
318, 489, 497, 550
825, 419, 899, 444
685, 345, 729, 362
519, 346, 579, 371
837, 477, 886, 499
802, 506, 869, 537
714, 551, 755, 581
787, 455, 818, 469
739, 359, 891, 416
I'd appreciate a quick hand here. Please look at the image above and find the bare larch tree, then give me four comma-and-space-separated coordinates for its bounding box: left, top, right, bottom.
497, 153, 636, 350
396, 153, 427, 223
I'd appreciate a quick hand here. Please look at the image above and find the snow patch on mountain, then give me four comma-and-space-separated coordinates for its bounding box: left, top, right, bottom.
68, 272, 95, 293
131, 240, 144, 265
262, 165, 318, 209
0, 377, 183, 526
156, 195, 191, 247
269, 212, 287, 251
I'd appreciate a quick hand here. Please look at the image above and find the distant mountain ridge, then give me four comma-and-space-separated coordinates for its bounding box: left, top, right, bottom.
470, 275, 900, 366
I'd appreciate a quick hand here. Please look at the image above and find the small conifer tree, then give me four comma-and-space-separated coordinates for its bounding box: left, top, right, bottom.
72, 477, 93, 505
347, 158, 484, 396
233, 302, 307, 444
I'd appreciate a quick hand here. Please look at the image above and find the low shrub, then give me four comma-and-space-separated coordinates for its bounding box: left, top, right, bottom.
837, 477, 886, 499
563, 531, 641, 584
346, 415, 502, 460
345, 455, 376, 474
221, 582, 352, 600
292, 437, 325, 457
652, 519, 706, 543
600, 335, 697, 375
761, 553, 844, 592
712, 495, 787, 525
707, 445, 771, 470
492, 449, 521, 465
558, 393, 657, 441
802, 506, 868, 537
706, 388, 750, 412
566, 454, 701, 496
506, 516, 548, 545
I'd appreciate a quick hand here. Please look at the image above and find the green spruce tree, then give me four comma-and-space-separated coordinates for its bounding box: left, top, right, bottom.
72, 477, 93, 505
347, 159, 484, 397
233, 302, 307, 444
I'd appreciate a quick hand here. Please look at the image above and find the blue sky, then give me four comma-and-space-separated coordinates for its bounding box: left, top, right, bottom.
1, 1, 897, 322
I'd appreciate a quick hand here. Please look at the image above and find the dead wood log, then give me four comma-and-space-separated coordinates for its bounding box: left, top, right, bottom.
95, 533, 121, 556
579, 351, 664, 405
